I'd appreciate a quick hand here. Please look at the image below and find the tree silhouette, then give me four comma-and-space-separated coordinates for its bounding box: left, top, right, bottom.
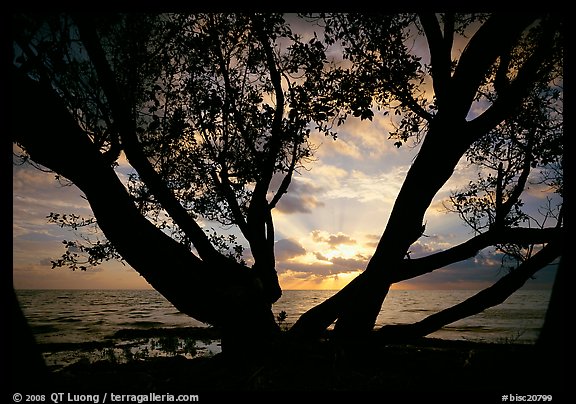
291, 13, 563, 339
12, 13, 563, 355
12, 13, 343, 352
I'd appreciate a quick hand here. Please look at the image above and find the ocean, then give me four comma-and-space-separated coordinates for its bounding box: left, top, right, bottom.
15, 289, 552, 369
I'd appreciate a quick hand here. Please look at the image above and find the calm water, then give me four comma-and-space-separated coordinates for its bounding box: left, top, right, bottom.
275, 289, 551, 344
15, 289, 551, 368
16, 289, 551, 344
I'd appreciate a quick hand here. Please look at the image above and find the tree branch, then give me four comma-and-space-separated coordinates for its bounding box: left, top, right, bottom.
269, 141, 299, 210
250, 15, 286, 206
74, 15, 224, 263
418, 13, 453, 110
499, 133, 535, 222
450, 13, 539, 120
379, 239, 561, 340
210, 167, 250, 235
393, 227, 561, 283
246, 16, 285, 250
495, 162, 505, 227
468, 17, 558, 137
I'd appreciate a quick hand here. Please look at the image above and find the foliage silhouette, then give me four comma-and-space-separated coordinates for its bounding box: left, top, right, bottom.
12, 13, 563, 357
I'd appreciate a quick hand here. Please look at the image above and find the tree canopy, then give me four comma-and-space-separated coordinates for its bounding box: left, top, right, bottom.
12, 13, 564, 350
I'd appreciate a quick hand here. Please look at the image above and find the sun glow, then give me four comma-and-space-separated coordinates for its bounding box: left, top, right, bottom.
278, 269, 363, 290
317, 271, 362, 290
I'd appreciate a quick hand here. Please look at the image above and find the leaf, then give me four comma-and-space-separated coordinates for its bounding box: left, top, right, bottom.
361, 109, 374, 121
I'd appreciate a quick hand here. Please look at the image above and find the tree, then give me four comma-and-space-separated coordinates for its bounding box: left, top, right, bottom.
12, 13, 563, 354
291, 13, 563, 338
12, 13, 338, 352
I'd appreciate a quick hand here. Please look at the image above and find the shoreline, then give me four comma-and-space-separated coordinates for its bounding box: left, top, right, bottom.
36, 325, 542, 371
29, 329, 565, 395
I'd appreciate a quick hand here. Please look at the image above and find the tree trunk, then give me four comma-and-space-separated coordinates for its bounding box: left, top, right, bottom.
291, 121, 471, 338
292, 14, 550, 339
534, 247, 565, 392
334, 122, 470, 336
536, 252, 565, 352
11, 68, 279, 353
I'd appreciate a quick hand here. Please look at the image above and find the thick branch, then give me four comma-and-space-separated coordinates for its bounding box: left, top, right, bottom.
210, 167, 250, 235
469, 18, 558, 137
249, 16, 286, 217
450, 13, 538, 120
394, 227, 561, 282
12, 67, 282, 342
379, 239, 562, 340
419, 13, 453, 110
74, 15, 223, 263
11, 68, 225, 323
368, 120, 470, 268
244, 17, 285, 266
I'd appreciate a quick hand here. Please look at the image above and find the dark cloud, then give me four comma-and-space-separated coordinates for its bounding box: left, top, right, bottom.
397, 254, 558, 290
271, 177, 325, 214
16, 231, 66, 243
330, 256, 368, 272
274, 238, 307, 261
275, 194, 324, 214
406, 240, 440, 258
364, 233, 381, 248
314, 252, 330, 261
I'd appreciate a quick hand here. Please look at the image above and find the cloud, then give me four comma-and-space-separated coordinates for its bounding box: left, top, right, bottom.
278, 268, 364, 290
364, 233, 381, 248
322, 168, 407, 204
311, 230, 356, 246
12, 162, 104, 266
330, 255, 369, 272
396, 255, 557, 290
317, 136, 363, 159
13, 164, 92, 215
275, 193, 324, 214
271, 176, 325, 214
313, 113, 402, 161
275, 238, 307, 261
314, 252, 330, 261
277, 252, 368, 276
406, 233, 460, 259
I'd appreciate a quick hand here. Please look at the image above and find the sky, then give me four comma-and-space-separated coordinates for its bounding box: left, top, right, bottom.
11, 14, 560, 291
12, 115, 559, 291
